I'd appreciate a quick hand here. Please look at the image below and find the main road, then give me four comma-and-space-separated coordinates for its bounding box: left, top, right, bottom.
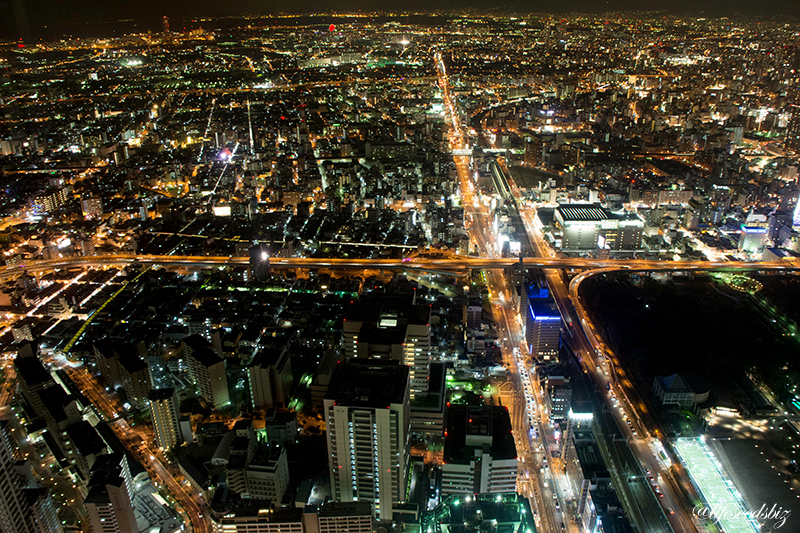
56, 359, 209, 533
437, 50, 577, 533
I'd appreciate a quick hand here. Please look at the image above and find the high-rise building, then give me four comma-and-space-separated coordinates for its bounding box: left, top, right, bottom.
0, 420, 64, 533
31, 187, 68, 216
93, 340, 122, 391
463, 298, 482, 331
248, 346, 293, 410
84, 454, 138, 533
522, 280, 561, 361
440, 405, 518, 495
249, 243, 270, 282
324, 362, 410, 521
546, 378, 573, 421
0, 420, 28, 533
183, 336, 230, 409
148, 388, 181, 451
80, 196, 103, 219
562, 409, 601, 533
118, 350, 152, 410
21, 487, 63, 533
14, 353, 54, 417
343, 294, 431, 398
90, 341, 152, 409
228, 444, 290, 503
785, 105, 800, 153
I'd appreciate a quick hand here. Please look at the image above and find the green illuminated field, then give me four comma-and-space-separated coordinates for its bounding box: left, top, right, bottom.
674, 438, 759, 533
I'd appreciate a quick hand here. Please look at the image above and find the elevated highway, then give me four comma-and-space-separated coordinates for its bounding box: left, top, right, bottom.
3, 253, 800, 281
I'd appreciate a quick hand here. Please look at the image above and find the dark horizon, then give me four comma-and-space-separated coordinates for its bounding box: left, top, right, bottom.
1, 0, 798, 42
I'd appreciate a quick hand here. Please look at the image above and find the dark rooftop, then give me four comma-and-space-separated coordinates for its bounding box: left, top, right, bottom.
14, 355, 51, 387
316, 501, 373, 518
66, 421, 106, 457
325, 361, 409, 407
191, 346, 223, 368
444, 405, 517, 464
250, 347, 289, 369
148, 387, 176, 401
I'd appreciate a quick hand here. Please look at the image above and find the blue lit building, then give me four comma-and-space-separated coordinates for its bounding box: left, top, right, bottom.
522, 281, 561, 361
738, 225, 767, 254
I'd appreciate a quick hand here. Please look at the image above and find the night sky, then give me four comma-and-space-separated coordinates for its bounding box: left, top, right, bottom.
1, 0, 797, 42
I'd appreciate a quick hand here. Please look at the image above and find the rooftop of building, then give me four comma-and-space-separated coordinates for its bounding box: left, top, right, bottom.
86, 453, 127, 493
191, 346, 224, 368
657, 373, 692, 394
345, 293, 431, 327
211, 489, 302, 522
183, 333, 211, 353
443, 405, 516, 464
39, 386, 74, 423
250, 346, 289, 369
575, 440, 609, 481
148, 387, 176, 401
264, 409, 296, 425
325, 361, 409, 407
14, 355, 51, 387
556, 203, 612, 222
66, 421, 106, 457
358, 322, 407, 346
249, 444, 284, 468
118, 348, 148, 374
316, 501, 373, 518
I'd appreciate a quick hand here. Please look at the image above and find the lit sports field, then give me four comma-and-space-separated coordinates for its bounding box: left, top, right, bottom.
673, 438, 759, 533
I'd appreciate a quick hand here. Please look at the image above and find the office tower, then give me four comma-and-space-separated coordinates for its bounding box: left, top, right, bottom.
324, 362, 410, 521
228, 444, 290, 503
0, 420, 27, 533
440, 405, 518, 495
343, 294, 431, 398
14, 353, 54, 417
118, 350, 152, 410
64, 421, 108, 481
21, 487, 63, 533
522, 280, 561, 361
249, 243, 270, 282
84, 454, 138, 533
545, 376, 572, 420
148, 388, 181, 451
183, 336, 230, 409
93, 340, 122, 391
248, 346, 293, 410
463, 298, 482, 331
80, 196, 103, 219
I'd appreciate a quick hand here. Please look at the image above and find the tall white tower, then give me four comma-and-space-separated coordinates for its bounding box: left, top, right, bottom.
324, 363, 410, 521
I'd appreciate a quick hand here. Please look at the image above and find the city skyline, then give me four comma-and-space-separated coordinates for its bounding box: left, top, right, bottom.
1, 7, 799, 533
